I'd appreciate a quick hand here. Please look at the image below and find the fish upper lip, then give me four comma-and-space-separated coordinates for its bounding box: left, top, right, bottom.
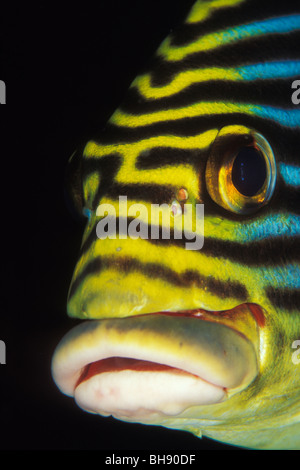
130, 302, 264, 353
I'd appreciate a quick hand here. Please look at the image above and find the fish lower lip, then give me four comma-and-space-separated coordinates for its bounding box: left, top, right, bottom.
75, 357, 227, 418
51, 304, 260, 420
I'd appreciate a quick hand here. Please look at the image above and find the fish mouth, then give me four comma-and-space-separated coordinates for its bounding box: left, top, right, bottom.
51, 303, 262, 422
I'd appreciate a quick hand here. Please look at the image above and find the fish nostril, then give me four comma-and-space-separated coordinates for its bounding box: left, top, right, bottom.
176, 188, 189, 202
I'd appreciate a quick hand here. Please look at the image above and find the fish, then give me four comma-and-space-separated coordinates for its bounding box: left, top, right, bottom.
51, 0, 300, 449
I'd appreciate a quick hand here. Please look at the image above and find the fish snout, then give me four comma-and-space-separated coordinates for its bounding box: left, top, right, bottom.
51, 305, 260, 422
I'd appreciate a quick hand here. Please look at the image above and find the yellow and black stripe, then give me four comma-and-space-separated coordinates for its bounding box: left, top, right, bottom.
59, 0, 300, 450
67, 0, 300, 320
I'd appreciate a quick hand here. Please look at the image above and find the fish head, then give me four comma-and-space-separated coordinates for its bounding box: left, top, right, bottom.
52, 0, 300, 450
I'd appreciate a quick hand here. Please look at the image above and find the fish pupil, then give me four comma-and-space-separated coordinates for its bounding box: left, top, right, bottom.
232, 147, 267, 197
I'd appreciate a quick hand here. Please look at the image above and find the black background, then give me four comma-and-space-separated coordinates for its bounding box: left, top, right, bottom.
0, 0, 243, 452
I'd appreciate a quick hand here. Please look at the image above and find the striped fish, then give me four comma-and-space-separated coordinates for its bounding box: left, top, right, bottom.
52, 0, 300, 449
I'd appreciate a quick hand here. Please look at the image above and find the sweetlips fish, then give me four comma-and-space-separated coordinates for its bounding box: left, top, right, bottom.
51, 0, 300, 449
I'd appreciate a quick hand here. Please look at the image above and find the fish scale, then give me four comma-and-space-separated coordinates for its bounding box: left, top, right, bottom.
52, 0, 300, 449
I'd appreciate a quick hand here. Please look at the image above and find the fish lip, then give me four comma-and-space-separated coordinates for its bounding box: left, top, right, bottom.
51, 302, 261, 402
143, 302, 265, 328
76, 302, 263, 388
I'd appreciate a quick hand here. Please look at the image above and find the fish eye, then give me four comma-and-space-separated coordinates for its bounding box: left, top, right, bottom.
205, 126, 277, 215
